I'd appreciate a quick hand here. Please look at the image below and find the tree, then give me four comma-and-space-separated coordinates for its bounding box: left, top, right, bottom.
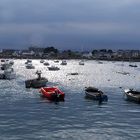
44, 46, 58, 54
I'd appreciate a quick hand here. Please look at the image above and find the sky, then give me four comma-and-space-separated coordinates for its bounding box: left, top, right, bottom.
0, 0, 140, 50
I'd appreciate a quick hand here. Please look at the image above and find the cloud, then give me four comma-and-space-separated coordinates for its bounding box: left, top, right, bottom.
0, 0, 140, 49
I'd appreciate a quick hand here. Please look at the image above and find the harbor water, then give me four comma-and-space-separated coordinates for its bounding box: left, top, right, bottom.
0, 60, 140, 140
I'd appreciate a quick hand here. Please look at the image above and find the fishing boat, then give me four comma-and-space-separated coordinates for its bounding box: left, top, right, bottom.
79, 60, 84, 65
25, 70, 48, 88
48, 66, 60, 71
26, 63, 35, 69
54, 60, 59, 63
85, 87, 108, 102
129, 64, 138, 67
25, 59, 32, 64
43, 61, 50, 66
0, 68, 16, 80
124, 89, 140, 103
40, 59, 44, 63
39, 87, 65, 101
60, 60, 67, 65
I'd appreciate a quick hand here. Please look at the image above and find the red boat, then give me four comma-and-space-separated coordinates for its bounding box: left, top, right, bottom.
39, 87, 65, 101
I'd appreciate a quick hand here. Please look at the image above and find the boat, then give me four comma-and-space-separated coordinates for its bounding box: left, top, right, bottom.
39, 87, 65, 101
25, 70, 48, 88
85, 87, 108, 102
129, 64, 138, 67
79, 60, 84, 65
60, 60, 67, 65
40, 60, 44, 63
0, 68, 16, 80
43, 61, 50, 66
1, 62, 12, 70
54, 60, 59, 63
124, 89, 140, 103
48, 66, 60, 71
26, 63, 35, 69
25, 59, 32, 64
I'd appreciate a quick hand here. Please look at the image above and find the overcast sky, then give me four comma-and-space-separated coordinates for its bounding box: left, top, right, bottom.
0, 0, 140, 50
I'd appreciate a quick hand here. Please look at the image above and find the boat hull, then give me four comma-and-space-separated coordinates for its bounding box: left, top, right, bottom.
25, 78, 48, 88
85, 91, 108, 102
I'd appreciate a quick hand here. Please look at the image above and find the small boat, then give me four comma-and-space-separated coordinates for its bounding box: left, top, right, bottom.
40, 60, 44, 63
39, 87, 65, 101
79, 60, 84, 65
124, 89, 140, 103
48, 66, 60, 71
26, 63, 35, 69
25, 59, 32, 64
129, 64, 138, 67
0, 68, 16, 80
25, 70, 48, 88
85, 87, 108, 102
54, 60, 59, 63
43, 61, 50, 66
60, 60, 67, 65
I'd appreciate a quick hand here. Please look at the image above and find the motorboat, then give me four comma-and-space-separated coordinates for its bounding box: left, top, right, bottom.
48, 66, 60, 71
124, 89, 140, 103
40, 60, 44, 63
60, 60, 67, 65
85, 87, 108, 102
79, 60, 84, 65
39, 87, 65, 101
1, 62, 12, 70
25, 59, 32, 64
129, 64, 138, 67
0, 68, 16, 80
25, 70, 48, 88
26, 63, 35, 69
54, 60, 59, 63
43, 61, 50, 66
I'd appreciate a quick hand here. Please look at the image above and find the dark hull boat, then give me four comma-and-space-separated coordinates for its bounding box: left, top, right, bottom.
124, 89, 140, 103
39, 87, 65, 101
25, 70, 48, 88
25, 77, 48, 88
85, 87, 108, 102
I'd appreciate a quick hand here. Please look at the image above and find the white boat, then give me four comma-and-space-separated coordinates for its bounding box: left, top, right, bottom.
40, 60, 44, 63
0, 68, 16, 80
60, 60, 67, 65
1, 62, 12, 70
26, 63, 35, 69
25, 59, 32, 64
48, 66, 60, 71
79, 60, 84, 65
4, 68, 16, 79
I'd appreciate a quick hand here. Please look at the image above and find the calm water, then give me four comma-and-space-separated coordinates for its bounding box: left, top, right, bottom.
0, 60, 140, 140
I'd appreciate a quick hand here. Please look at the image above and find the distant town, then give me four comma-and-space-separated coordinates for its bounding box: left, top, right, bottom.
0, 46, 140, 61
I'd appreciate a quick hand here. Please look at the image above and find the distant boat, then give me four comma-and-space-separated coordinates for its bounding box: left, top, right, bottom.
26, 63, 35, 69
116, 61, 130, 75
60, 60, 67, 65
25, 59, 32, 64
43, 61, 50, 66
124, 89, 140, 103
0, 68, 16, 80
40, 60, 44, 63
129, 64, 138, 67
79, 60, 84, 65
54, 60, 59, 63
48, 66, 60, 71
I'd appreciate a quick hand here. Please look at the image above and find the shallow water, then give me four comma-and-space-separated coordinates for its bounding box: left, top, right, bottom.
0, 60, 140, 140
